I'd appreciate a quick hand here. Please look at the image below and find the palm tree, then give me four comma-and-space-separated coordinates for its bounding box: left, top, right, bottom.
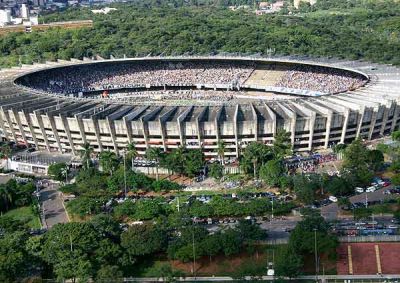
0, 144, 11, 171
146, 147, 163, 181
127, 142, 138, 171
217, 140, 225, 165
80, 143, 93, 169
99, 151, 119, 176
0, 184, 13, 212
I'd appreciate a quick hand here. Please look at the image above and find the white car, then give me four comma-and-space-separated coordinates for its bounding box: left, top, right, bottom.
366, 186, 376, 193
329, 196, 338, 202
355, 187, 364, 194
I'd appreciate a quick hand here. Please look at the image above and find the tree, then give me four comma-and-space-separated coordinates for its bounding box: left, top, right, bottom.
0, 144, 11, 171
367, 149, 384, 171
240, 142, 273, 178
273, 128, 292, 158
146, 147, 164, 181
42, 222, 100, 281
292, 174, 319, 205
126, 142, 138, 171
217, 140, 226, 165
341, 138, 373, 187
274, 246, 303, 278
96, 265, 123, 283
99, 151, 120, 176
201, 235, 221, 262
80, 142, 94, 169
183, 149, 204, 178
392, 130, 400, 141
48, 162, 68, 181
209, 163, 223, 180
121, 224, 166, 258
259, 159, 285, 187
0, 231, 33, 282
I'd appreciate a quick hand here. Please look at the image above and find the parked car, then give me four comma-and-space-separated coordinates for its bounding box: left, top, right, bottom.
355, 187, 364, 194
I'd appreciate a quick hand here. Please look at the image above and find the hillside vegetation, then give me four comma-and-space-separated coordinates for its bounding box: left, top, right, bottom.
0, 0, 400, 67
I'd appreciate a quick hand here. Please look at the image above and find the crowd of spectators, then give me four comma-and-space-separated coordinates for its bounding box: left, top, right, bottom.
22, 61, 255, 95
275, 65, 367, 94
285, 153, 338, 174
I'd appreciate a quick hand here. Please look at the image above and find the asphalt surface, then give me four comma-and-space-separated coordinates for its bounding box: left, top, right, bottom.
39, 182, 69, 228
321, 186, 398, 220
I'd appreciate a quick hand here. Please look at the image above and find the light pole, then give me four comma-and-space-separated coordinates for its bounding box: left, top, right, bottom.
314, 228, 318, 283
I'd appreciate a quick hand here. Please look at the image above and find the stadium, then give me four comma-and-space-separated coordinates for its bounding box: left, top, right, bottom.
0, 56, 400, 159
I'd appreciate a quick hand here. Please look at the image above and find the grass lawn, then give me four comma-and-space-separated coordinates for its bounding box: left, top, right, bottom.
3, 206, 41, 229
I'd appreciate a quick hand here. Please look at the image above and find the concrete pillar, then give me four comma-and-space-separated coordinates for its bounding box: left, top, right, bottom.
340, 109, 350, 144
356, 106, 365, 139
380, 104, 390, 136
159, 119, 167, 151
22, 110, 39, 148
324, 112, 332, 149
308, 112, 316, 151
368, 107, 379, 140
92, 118, 103, 152
34, 112, 51, 151
60, 115, 77, 156
11, 109, 27, 145
75, 116, 87, 145
106, 118, 119, 154
2, 108, 18, 142
47, 114, 63, 153
391, 103, 400, 132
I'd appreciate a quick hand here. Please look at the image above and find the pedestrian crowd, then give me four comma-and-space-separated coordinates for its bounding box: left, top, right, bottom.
275, 65, 367, 94
24, 61, 255, 94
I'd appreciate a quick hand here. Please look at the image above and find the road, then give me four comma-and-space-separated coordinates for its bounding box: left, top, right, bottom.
39, 181, 69, 228
124, 274, 400, 282
321, 186, 398, 220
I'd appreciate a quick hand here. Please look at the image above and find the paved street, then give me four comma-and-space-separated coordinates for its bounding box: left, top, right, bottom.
259, 216, 300, 240
39, 182, 69, 228
321, 186, 398, 220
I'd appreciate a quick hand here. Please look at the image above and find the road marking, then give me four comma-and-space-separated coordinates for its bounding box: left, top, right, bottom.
348, 245, 353, 275
375, 245, 382, 274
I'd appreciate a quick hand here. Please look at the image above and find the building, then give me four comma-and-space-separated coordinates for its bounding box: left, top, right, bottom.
20, 4, 29, 19
0, 56, 399, 160
0, 9, 11, 26
294, 0, 317, 9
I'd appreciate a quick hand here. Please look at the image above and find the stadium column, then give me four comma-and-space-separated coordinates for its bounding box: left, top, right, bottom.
195, 115, 202, 149
106, 117, 119, 154
214, 107, 223, 157
291, 114, 296, 147
355, 106, 366, 139
324, 112, 333, 149
140, 118, 149, 149
340, 108, 350, 144
1, 108, 18, 142
390, 102, 400, 132
11, 109, 28, 145
60, 115, 77, 156
34, 111, 51, 151
308, 111, 316, 151
250, 104, 258, 142
74, 115, 87, 146
47, 114, 63, 153
92, 118, 103, 152
22, 110, 39, 148
123, 117, 133, 144
0, 109, 9, 141
177, 106, 193, 148
158, 118, 167, 152
234, 105, 239, 158
379, 103, 390, 136
367, 106, 379, 140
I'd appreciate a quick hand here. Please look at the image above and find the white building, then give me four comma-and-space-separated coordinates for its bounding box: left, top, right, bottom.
21, 4, 30, 19
0, 9, 11, 26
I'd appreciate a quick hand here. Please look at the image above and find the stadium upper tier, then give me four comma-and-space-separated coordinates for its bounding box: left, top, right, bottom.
0, 56, 399, 157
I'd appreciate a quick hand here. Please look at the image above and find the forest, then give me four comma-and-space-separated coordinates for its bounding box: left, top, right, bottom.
0, 0, 400, 67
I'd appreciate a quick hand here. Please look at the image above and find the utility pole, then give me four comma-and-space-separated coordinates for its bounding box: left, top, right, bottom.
271, 197, 274, 220
192, 227, 196, 279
